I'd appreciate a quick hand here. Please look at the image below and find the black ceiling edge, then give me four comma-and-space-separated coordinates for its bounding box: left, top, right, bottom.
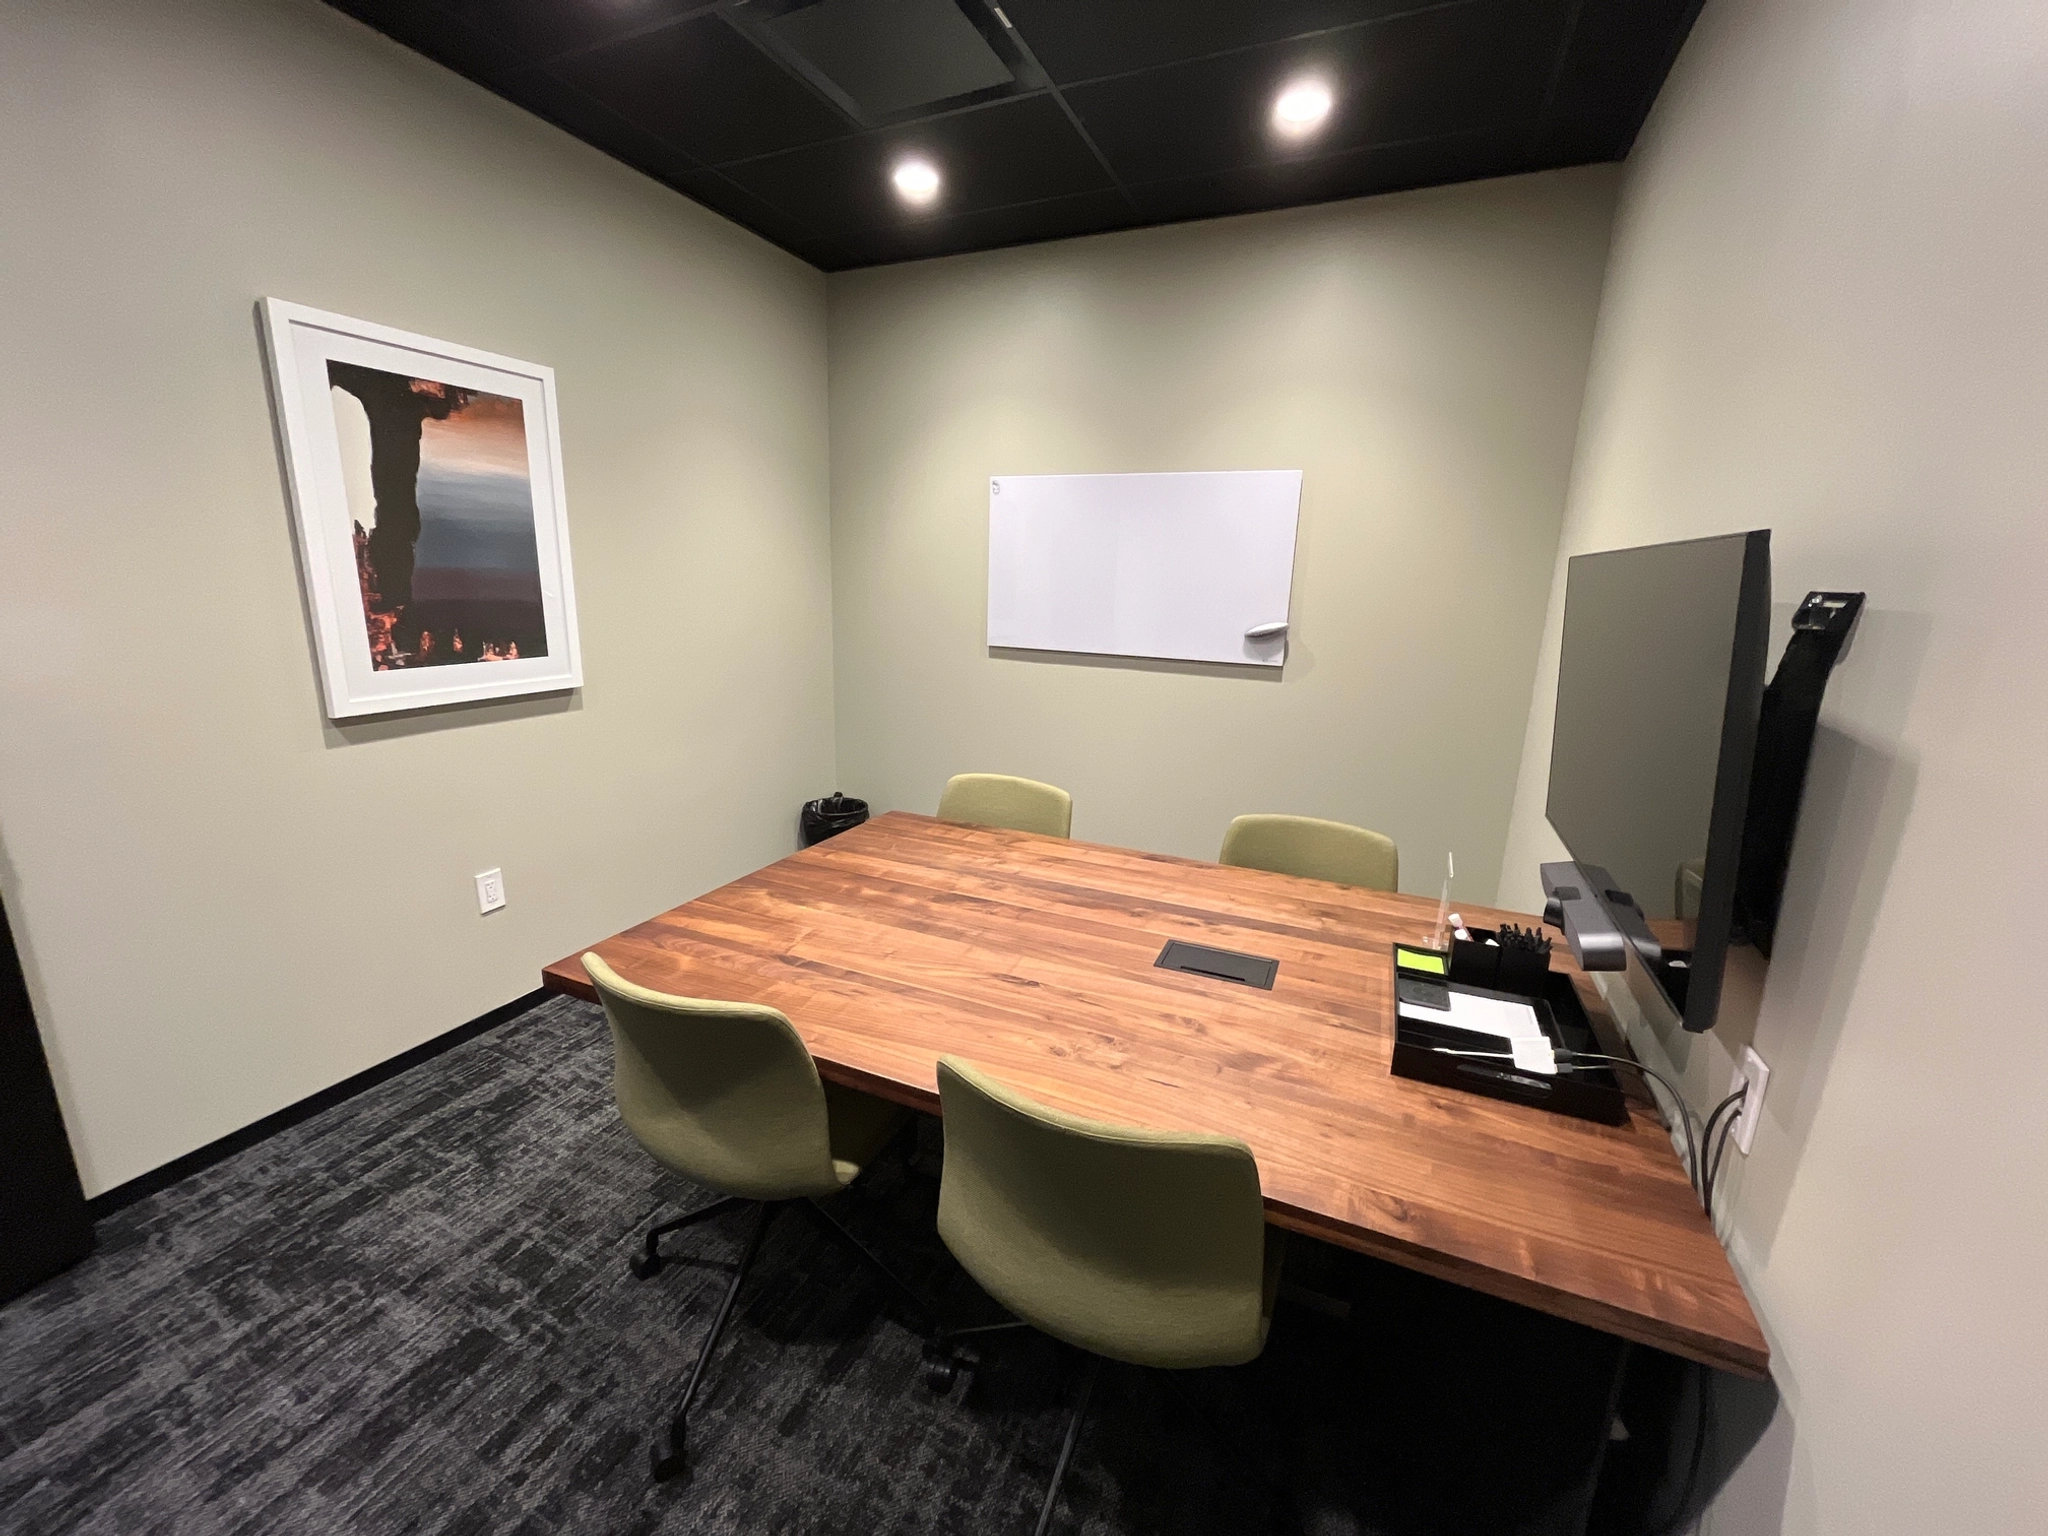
1538, 0, 1592, 119
1617, 0, 1710, 154
822, 131, 1580, 275
327, 3, 854, 267
688, 163, 852, 259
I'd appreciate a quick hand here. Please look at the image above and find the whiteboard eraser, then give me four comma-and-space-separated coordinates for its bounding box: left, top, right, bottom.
1244, 621, 1289, 639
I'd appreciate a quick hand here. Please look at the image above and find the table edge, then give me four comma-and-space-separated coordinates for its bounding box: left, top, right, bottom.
539, 952, 1768, 1379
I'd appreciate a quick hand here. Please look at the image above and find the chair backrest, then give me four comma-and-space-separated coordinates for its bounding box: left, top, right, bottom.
936, 773, 1073, 838
1219, 813, 1398, 892
935, 1057, 1270, 1369
583, 953, 840, 1201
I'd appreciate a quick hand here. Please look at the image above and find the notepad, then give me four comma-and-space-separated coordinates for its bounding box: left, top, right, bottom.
1393, 946, 1447, 975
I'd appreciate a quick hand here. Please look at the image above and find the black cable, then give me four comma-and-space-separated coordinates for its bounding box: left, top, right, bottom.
1701, 1086, 1746, 1142
1698, 1087, 1747, 1211
1703, 1102, 1744, 1220
1658, 1358, 1718, 1536
1697, 1086, 1748, 1203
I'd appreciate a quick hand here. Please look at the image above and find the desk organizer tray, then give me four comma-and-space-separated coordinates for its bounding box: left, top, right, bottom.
1389, 945, 1628, 1125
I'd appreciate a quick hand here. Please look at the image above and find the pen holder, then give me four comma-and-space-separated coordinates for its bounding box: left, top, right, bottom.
1447, 928, 1551, 998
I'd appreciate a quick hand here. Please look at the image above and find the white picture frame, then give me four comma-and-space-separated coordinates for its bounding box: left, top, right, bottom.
259, 298, 582, 718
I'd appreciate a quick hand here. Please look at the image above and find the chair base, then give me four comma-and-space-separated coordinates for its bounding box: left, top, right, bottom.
649, 1421, 690, 1483
1035, 1353, 1100, 1536
921, 1320, 1101, 1533
633, 1193, 940, 1486
629, 1194, 748, 1280
923, 1318, 1033, 1393
925, 1324, 1275, 1536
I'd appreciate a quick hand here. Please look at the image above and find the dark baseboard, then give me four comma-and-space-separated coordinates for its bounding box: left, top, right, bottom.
84, 988, 549, 1221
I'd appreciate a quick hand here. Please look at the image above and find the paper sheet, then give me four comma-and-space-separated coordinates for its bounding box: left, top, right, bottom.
1397, 989, 1546, 1040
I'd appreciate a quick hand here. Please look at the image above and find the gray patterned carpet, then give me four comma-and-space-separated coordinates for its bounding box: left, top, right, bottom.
0, 995, 1632, 1535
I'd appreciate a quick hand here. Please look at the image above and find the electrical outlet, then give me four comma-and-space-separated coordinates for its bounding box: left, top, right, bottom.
1729, 1046, 1770, 1154
475, 868, 506, 915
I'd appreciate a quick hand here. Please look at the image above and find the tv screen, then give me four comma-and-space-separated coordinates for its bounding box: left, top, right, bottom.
1546, 531, 1771, 1032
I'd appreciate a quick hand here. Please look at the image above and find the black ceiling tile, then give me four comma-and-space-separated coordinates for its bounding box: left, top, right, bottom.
666, 167, 836, 249
505, 69, 703, 180
1063, 0, 1573, 186
447, 0, 716, 63
1527, 112, 1632, 166
780, 234, 863, 271
673, 175, 857, 267
720, 94, 1113, 235
325, 0, 534, 95
833, 187, 1137, 266
1124, 127, 1540, 225
995, 0, 1424, 86
551, 14, 855, 164
332, 0, 1696, 268
1543, 0, 1704, 136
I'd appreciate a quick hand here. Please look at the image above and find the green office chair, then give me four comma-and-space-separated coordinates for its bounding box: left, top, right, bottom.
1219, 812, 1399, 892
929, 1056, 1284, 1535
585, 953, 932, 1484
936, 773, 1073, 838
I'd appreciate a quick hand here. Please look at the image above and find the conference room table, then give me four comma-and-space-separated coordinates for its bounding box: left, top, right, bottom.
542, 811, 1768, 1381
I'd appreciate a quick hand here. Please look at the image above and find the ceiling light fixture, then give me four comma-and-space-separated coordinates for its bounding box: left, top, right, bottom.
1272, 78, 1334, 139
891, 158, 942, 206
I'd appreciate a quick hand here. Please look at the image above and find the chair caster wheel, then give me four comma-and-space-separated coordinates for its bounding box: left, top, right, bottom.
630, 1252, 664, 1280
924, 1357, 958, 1393
650, 1425, 690, 1482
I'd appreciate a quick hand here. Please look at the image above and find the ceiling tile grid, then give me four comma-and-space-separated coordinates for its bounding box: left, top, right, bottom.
325, 0, 1703, 270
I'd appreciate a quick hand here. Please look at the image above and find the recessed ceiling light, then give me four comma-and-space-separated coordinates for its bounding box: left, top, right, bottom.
891, 158, 941, 206
1272, 78, 1334, 139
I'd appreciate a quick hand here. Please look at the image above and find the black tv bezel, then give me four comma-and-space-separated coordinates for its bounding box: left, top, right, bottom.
1547, 530, 1772, 1034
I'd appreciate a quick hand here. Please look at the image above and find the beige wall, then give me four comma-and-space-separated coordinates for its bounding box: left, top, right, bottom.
1496, 0, 2048, 1529
0, 0, 835, 1195
18, 4, 2040, 1521
826, 169, 1618, 886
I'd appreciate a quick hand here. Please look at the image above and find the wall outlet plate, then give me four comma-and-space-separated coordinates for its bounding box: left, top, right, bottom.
475, 868, 506, 915
1730, 1045, 1770, 1154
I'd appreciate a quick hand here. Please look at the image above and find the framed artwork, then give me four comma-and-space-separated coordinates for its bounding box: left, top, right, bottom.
259, 298, 582, 718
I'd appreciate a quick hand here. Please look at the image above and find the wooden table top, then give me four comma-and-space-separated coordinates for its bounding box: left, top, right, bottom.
543, 812, 1768, 1378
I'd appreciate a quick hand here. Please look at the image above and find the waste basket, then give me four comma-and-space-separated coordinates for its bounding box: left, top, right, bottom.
800, 791, 869, 847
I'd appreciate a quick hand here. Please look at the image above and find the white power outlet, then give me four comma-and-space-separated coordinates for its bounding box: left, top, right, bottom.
1729, 1046, 1770, 1154
475, 868, 506, 915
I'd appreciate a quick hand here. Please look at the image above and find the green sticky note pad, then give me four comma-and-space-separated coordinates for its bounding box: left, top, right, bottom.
1395, 947, 1447, 975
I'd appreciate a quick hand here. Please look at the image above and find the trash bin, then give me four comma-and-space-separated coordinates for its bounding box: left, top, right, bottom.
800, 791, 869, 847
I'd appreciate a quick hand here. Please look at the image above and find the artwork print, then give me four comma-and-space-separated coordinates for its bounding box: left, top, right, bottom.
328, 364, 546, 669
261, 300, 581, 719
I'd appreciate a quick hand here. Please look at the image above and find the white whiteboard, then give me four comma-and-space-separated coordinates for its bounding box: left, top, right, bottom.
987, 471, 1302, 667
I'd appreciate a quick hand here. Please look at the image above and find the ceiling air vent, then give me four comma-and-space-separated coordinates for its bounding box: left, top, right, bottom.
753, 0, 1024, 123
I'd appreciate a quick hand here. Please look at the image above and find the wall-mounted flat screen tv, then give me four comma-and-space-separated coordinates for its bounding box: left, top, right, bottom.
1546, 531, 1771, 1033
